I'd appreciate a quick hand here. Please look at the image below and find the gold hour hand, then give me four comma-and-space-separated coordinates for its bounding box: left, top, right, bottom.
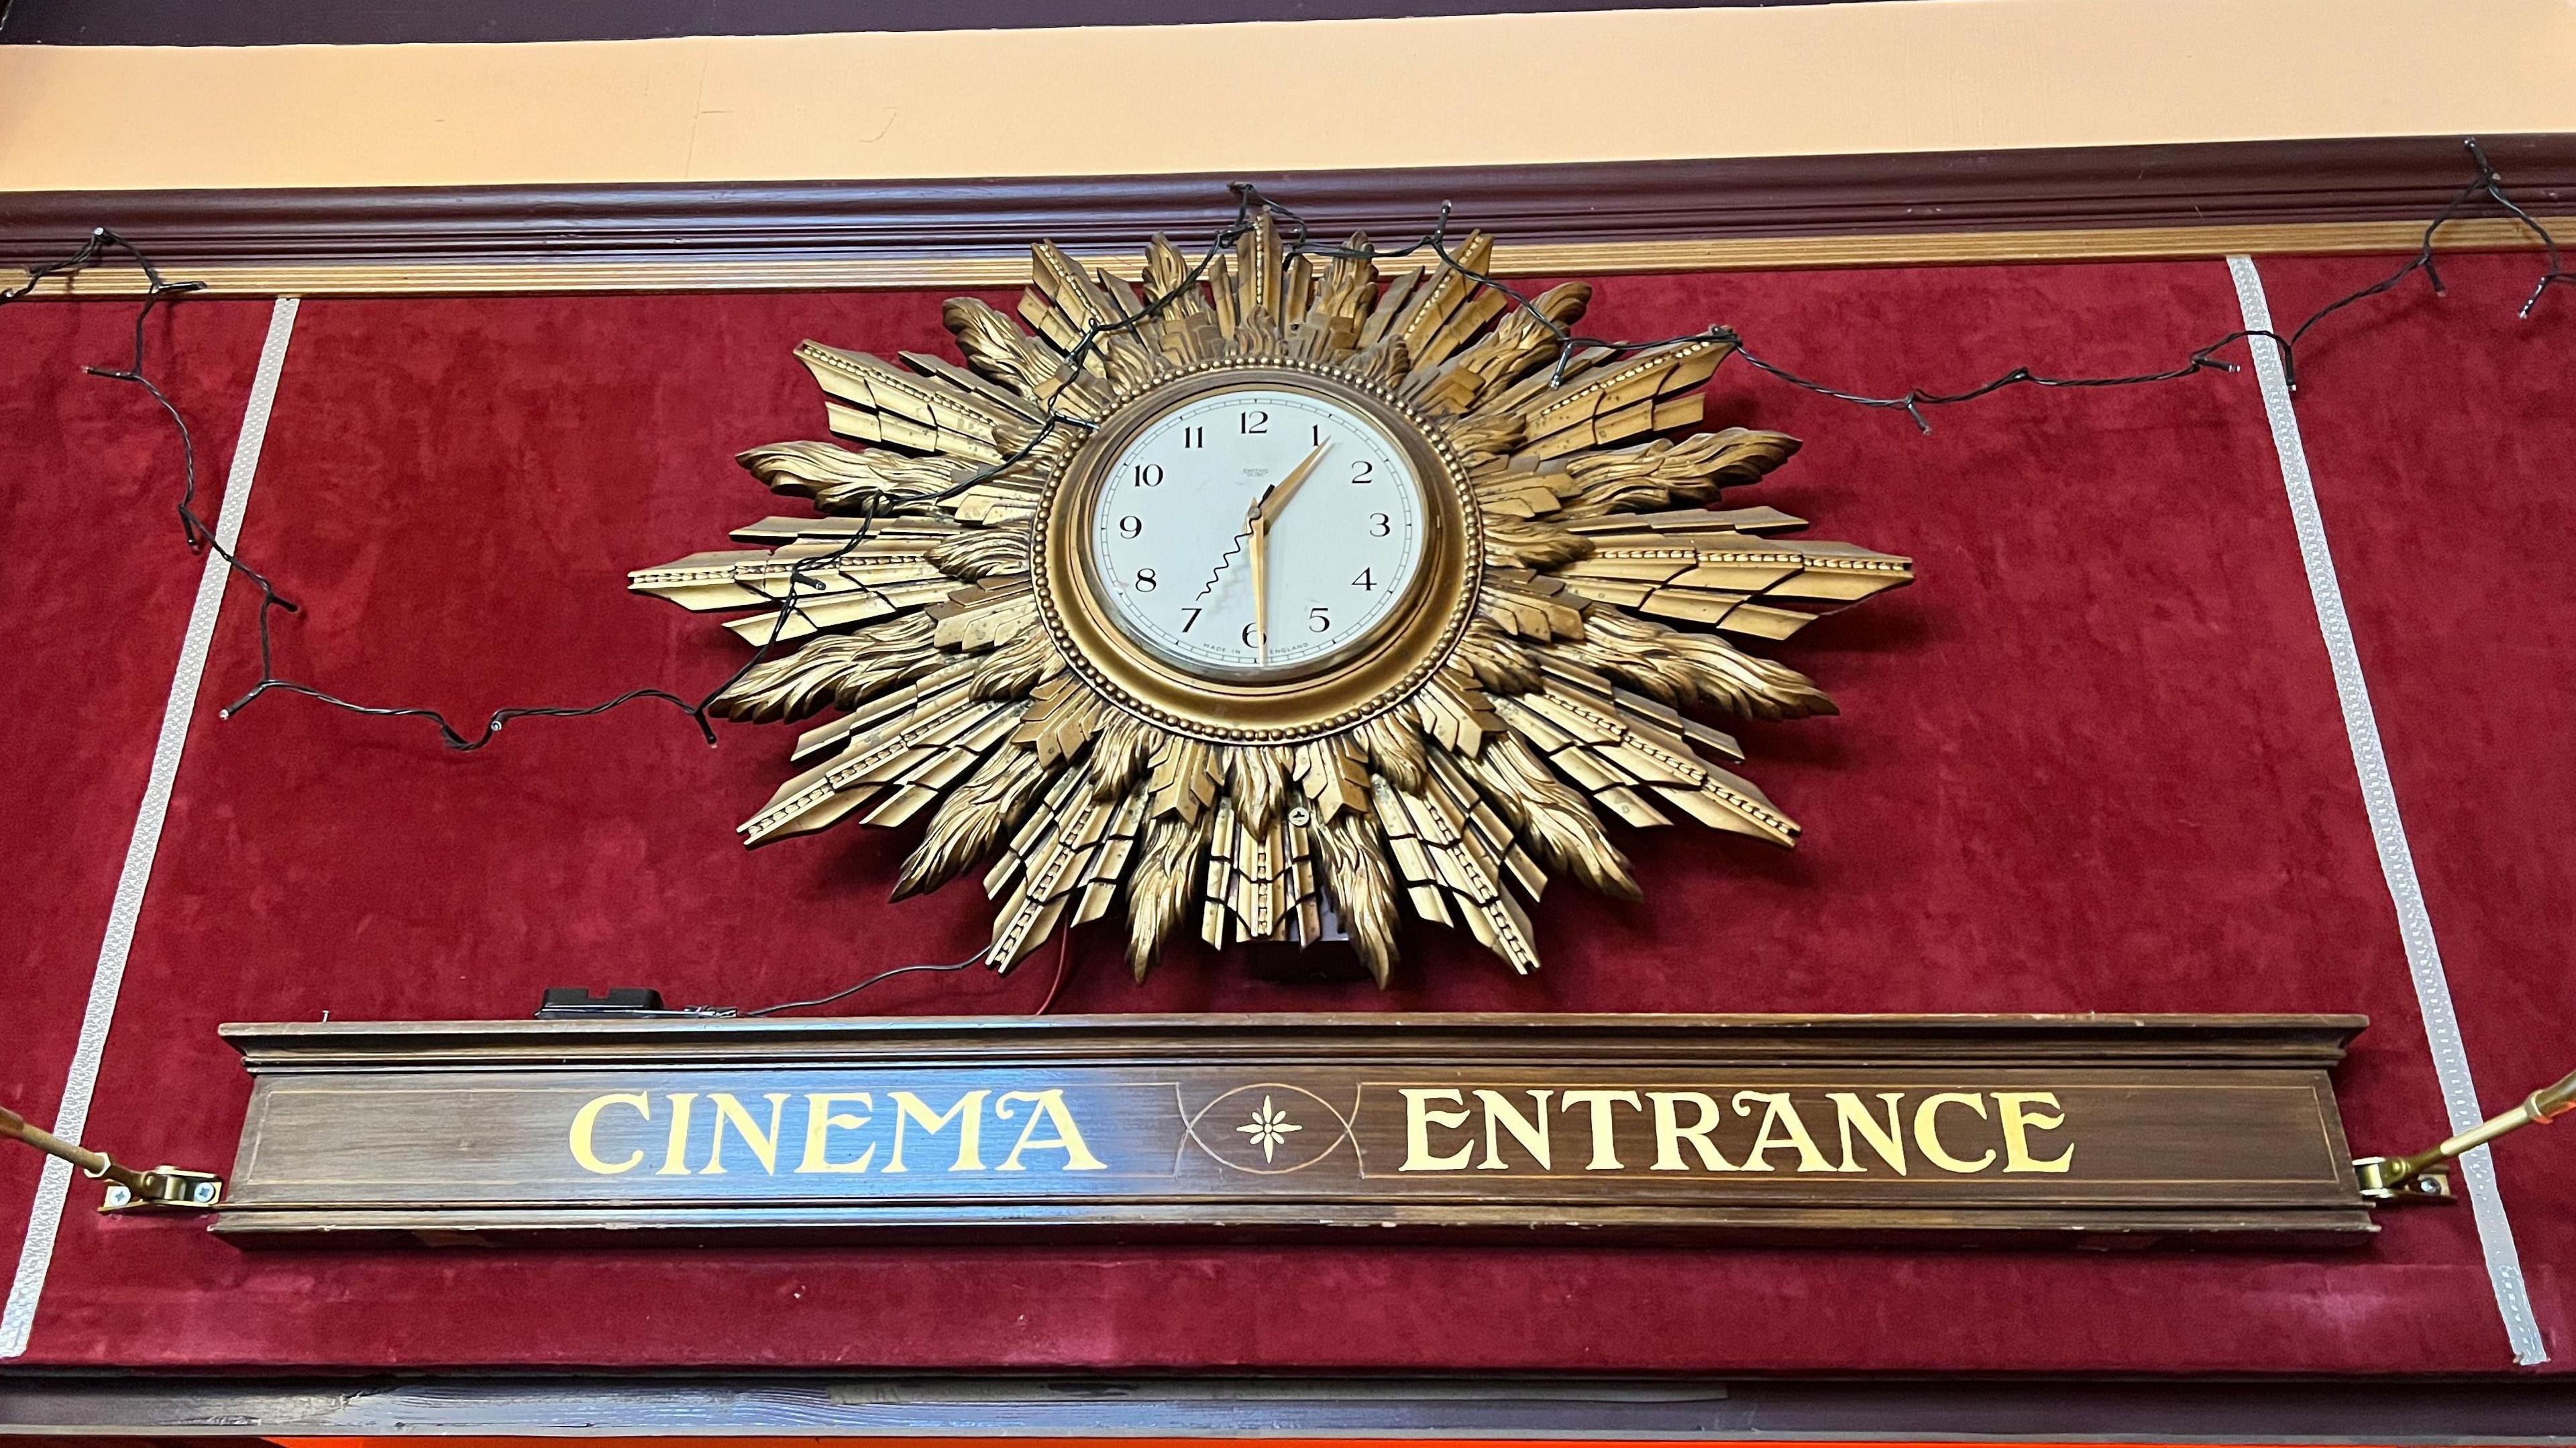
1260, 442, 1332, 527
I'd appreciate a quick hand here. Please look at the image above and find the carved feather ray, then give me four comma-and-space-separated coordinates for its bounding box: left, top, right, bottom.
1140, 234, 1224, 366
634, 205, 1911, 983
735, 440, 979, 516
944, 297, 1109, 420
794, 342, 1032, 463
1509, 335, 1734, 463
707, 614, 943, 724
896, 739, 1048, 899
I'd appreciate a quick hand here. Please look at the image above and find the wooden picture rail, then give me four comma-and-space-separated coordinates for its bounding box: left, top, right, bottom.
5, 135, 2571, 296
215, 1012, 2372, 1243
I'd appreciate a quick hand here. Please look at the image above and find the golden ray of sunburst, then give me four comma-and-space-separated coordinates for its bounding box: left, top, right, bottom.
631, 211, 1912, 983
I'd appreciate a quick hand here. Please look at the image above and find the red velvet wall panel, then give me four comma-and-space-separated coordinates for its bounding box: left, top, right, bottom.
0, 298, 270, 1275
2255, 251, 2576, 1353
2, 258, 2562, 1372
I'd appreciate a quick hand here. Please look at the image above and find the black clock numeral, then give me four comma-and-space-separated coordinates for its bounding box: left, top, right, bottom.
1311, 424, 1326, 446
1132, 462, 1164, 486
1134, 567, 1157, 592
1368, 512, 1391, 537
1240, 410, 1269, 435
1352, 567, 1375, 591
1307, 606, 1331, 633
1181, 427, 1204, 449
1181, 606, 1202, 632
1240, 621, 1265, 648
1117, 514, 1142, 539
1349, 459, 1374, 484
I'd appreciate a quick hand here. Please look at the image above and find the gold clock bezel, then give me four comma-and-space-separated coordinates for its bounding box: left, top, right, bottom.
1036, 357, 1483, 745
1078, 375, 1432, 684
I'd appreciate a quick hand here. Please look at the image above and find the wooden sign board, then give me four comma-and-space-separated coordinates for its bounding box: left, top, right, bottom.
214, 1013, 2374, 1243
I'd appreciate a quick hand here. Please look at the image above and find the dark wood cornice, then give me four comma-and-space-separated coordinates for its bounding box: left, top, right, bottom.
5, 135, 2571, 295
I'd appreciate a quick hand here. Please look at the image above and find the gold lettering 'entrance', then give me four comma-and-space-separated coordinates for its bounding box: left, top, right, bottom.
1387, 1086, 2073, 1176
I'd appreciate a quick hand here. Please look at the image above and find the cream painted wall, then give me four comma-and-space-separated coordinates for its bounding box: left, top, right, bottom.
2, 0, 2573, 192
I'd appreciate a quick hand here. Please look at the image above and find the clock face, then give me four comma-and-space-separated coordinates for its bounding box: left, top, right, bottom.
1083, 385, 1429, 680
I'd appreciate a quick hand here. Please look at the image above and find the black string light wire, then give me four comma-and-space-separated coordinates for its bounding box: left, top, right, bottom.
2, 192, 1278, 753
2, 202, 1275, 1017
5, 141, 2567, 755
1234, 137, 2570, 432
3, 232, 245, 593
737, 947, 987, 1017
7, 141, 2567, 1015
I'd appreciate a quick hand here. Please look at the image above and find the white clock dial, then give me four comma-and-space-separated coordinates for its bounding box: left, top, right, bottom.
1085, 386, 1429, 680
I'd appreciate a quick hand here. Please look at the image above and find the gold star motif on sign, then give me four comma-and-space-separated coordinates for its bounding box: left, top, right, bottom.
1236, 1095, 1302, 1163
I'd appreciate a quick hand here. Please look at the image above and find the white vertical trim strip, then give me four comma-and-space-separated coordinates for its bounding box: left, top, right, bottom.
2227, 255, 2546, 1366
1, 297, 300, 1361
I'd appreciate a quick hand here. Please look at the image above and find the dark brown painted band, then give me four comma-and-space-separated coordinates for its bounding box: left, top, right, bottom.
5, 1372, 2576, 1439
4, 134, 2571, 277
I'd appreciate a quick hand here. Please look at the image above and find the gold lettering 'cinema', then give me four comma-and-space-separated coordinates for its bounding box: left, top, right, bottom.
567, 1083, 2072, 1178
569, 1089, 1105, 1176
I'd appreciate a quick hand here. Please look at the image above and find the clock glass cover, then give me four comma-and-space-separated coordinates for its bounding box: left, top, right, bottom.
1083, 385, 1428, 681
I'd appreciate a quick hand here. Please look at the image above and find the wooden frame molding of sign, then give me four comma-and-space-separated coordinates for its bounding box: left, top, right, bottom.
3, 134, 2572, 298
210, 1013, 2375, 1243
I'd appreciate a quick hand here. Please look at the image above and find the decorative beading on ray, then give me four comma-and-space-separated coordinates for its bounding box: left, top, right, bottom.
630, 207, 1913, 983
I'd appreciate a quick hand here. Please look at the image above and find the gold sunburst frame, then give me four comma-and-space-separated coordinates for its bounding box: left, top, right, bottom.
631, 212, 1913, 983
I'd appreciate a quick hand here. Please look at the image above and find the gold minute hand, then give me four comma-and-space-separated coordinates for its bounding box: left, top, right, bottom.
1250, 512, 1269, 666
1250, 443, 1327, 669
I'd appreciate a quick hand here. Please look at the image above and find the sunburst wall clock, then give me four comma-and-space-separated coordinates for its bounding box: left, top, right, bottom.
631, 211, 1911, 982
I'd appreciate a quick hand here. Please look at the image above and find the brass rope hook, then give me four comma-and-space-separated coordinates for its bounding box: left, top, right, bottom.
0, 1104, 223, 1212
2354, 1066, 2576, 1203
